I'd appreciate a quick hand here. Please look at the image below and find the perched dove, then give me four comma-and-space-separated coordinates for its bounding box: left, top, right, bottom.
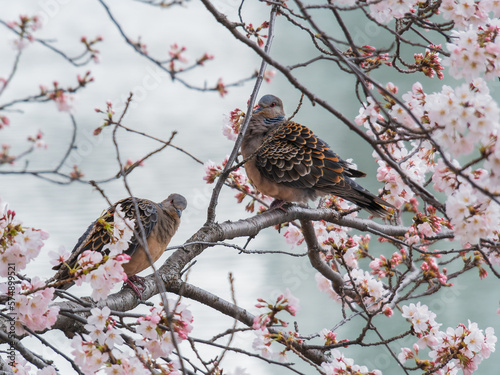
240, 94, 393, 216
50, 194, 187, 297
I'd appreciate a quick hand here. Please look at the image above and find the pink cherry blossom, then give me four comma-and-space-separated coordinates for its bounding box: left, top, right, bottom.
12, 277, 59, 335
283, 223, 304, 248
322, 349, 382, 375
368, 0, 419, 23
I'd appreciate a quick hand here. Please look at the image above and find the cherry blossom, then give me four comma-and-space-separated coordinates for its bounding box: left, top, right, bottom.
400, 303, 497, 374
222, 108, 245, 140
168, 43, 188, 72
253, 288, 300, 330
252, 327, 275, 358
445, 173, 500, 246
440, 0, 500, 29
444, 21, 500, 81
414, 44, 444, 79
245, 21, 269, 47
369, 251, 404, 278
0, 198, 49, 276
321, 349, 382, 375
11, 277, 59, 335
368, 0, 419, 24
27, 131, 47, 149
283, 223, 304, 248
70, 300, 191, 374
7, 15, 41, 50
137, 300, 193, 349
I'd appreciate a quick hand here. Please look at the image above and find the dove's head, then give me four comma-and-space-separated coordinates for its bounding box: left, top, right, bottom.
163, 193, 188, 219
253, 95, 285, 119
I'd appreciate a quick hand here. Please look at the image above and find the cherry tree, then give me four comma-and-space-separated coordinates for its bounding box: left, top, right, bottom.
1, 0, 499, 374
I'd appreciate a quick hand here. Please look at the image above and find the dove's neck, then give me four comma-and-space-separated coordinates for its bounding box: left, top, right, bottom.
263, 115, 285, 125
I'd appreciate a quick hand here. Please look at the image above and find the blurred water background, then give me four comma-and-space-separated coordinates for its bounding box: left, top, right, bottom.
0, 1, 499, 374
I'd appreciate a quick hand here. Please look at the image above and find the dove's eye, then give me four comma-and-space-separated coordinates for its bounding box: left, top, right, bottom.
270, 103, 276, 107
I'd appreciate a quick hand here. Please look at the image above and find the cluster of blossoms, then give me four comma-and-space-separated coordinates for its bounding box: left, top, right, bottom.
357, 79, 500, 248
404, 206, 451, 245
0, 198, 49, 276
49, 204, 134, 301
425, 79, 499, 156
283, 219, 392, 314
252, 289, 302, 362
334, 0, 425, 24
440, 0, 500, 29
399, 302, 496, 374
445, 21, 500, 81
439, 0, 500, 81
7, 14, 42, 50
27, 131, 47, 149
73, 307, 124, 373
136, 301, 193, 358
444, 170, 500, 245
222, 108, 245, 141
168, 43, 188, 72
5, 277, 59, 335
356, 87, 435, 209
203, 155, 248, 187
12, 356, 57, 375
284, 217, 365, 271
39, 72, 94, 113
253, 288, 300, 330
94, 100, 116, 134
80, 35, 103, 63
319, 329, 382, 373
369, 250, 404, 278
344, 45, 391, 72
368, 0, 419, 24
343, 268, 390, 313
419, 253, 449, 285
70, 301, 193, 375
0, 198, 59, 335
414, 44, 444, 79
245, 21, 269, 47
321, 349, 382, 375
41, 83, 76, 113
168, 43, 214, 71
253, 327, 295, 362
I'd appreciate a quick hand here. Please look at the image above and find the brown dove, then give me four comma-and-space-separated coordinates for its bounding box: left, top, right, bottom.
240, 94, 393, 216
50, 194, 187, 297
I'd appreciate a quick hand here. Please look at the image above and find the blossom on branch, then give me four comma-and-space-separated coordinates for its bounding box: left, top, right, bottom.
400, 303, 497, 375
222, 108, 245, 141
321, 349, 382, 375
8, 277, 59, 335
253, 288, 300, 330
0, 198, 49, 276
245, 21, 269, 47
7, 14, 42, 50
